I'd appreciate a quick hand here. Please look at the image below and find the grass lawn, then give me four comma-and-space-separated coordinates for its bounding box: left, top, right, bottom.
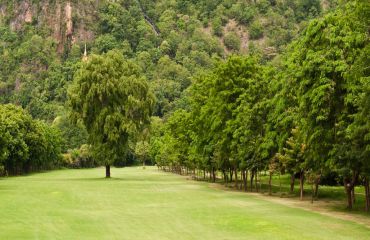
0, 167, 369, 240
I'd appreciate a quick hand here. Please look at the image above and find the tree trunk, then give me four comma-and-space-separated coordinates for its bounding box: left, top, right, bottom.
351, 188, 355, 204
365, 177, 370, 212
234, 168, 238, 189
246, 170, 248, 192
255, 171, 259, 193
239, 170, 242, 190
250, 171, 255, 192
229, 169, 233, 183
290, 174, 295, 194
212, 167, 216, 183
311, 182, 314, 204
105, 165, 111, 178
223, 170, 228, 185
299, 171, 304, 200
343, 173, 358, 210
314, 179, 320, 199
269, 172, 272, 196
242, 170, 247, 192
344, 179, 353, 210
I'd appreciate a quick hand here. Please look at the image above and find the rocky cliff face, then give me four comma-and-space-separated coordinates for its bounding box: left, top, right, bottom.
0, 0, 101, 53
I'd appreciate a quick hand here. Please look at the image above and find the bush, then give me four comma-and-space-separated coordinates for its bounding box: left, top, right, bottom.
249, 21, 264, 40
212, 17, 223, 37
53, 114, 88, 152
64, 144, 97, 169
223, 32, 241, 51
256, 0, 271, 14
228, 3, 256, 25
93, 34, 119, 54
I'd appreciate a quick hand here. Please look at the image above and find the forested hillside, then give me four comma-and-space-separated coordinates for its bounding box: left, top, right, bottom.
1, 0, 369, 211
1, 0, 332, 119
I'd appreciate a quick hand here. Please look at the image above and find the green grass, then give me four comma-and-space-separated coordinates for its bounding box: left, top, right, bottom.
0, 167, 369, 239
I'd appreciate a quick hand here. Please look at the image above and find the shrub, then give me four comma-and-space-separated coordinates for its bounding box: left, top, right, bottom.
223, 32, 241, 51
228, 3, 256, 25
212, 17, 223, 37
65, 144, 97, 169
249, 21, 264, 40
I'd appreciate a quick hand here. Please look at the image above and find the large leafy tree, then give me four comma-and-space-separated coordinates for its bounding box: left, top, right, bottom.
229, 59, 270, 190
287, 1, 369, 209
68, 50, 154, 177
346, 43, 370, 211
188, 56, 266, 186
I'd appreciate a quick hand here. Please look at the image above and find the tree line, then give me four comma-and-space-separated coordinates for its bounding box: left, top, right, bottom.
149, 1, 370, 211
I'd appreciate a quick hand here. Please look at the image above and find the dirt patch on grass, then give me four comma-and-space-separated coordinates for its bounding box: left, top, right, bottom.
255, 194, 370, 228
207, 182, 370, 228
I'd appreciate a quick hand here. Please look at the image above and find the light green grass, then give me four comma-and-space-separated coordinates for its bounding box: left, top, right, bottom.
0, 167, 369, 240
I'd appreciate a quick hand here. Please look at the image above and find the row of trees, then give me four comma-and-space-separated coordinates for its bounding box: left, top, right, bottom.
150, 1, 370, 210
0, 104, 63, 175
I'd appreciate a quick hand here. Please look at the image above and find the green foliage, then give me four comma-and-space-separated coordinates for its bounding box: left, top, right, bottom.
153, 1, 370, 210
63, 144, 97, 168
294, 0, 322, 21
93, 34, 120, 54
135, 141, 150, 166
211, 17, 223, 37
279, 127, 306, 174
0, 104, 63, 175
99, 1, 142, 50
249, 21, 264, 40
256, 0, 271, 14
284, 1, 368, 178
223, 32, 240, 51
52, 114, 88, 152
228, 2, 256, 25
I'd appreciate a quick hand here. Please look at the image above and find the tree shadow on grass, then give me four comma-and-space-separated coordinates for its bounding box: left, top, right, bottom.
59, 177, 167, 183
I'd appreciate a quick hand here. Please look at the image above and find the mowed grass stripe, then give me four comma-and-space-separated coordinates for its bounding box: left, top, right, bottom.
0, 167, 369, 240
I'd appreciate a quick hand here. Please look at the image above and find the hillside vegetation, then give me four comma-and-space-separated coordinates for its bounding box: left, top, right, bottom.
1, 0, 333, 120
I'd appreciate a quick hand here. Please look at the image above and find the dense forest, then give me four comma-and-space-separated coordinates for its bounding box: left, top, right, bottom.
0, 0, 369, 210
